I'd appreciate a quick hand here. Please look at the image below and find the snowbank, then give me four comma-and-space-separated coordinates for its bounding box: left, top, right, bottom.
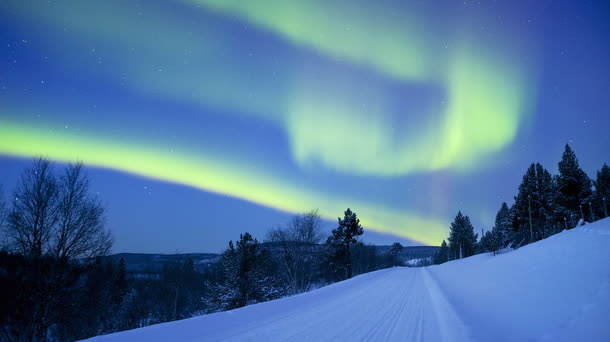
429, 217, 610, 342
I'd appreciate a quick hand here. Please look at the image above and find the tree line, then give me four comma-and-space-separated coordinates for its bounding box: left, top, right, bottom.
432, 144, 609, 264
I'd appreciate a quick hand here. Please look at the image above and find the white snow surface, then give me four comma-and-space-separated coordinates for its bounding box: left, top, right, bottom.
85, 218, 610, 342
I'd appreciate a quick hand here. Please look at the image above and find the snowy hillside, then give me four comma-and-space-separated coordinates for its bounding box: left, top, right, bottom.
84, 218, 610, 342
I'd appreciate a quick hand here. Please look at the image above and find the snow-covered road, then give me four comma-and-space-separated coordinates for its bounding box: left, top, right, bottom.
209, 268, 471, 341
89, 267, 472, 342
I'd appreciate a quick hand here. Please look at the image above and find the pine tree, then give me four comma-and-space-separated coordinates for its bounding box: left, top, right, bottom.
433, 240, 449, 264
112, 257, 127, 306
447, 211, 478, 260
493, 202, 513, 247
480, 230, 502, 254
513, 163, 556, 243
323, 235, 348, 281
205, 240, 239, 311
556, 144, 593, 226
593, 163, 610, 218
205, 233, 284, 312
329, 208, 364, 279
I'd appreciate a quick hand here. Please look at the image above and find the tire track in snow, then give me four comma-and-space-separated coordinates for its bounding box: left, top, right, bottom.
421, 267, 472, 342
223, 267, 472, 342
87, 267, 473, 342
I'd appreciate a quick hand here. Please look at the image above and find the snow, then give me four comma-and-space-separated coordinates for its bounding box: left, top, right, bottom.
428, 218, 610, 342
83, 218, 610, 342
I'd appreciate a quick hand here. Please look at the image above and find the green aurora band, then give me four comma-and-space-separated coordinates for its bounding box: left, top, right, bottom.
1, 0, 537, 243
6, 0, 534, 175
0, 118, 448, 245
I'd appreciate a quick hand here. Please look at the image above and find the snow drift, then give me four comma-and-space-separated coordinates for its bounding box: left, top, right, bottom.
84, 218, 610, 342
428, 218, 610, 341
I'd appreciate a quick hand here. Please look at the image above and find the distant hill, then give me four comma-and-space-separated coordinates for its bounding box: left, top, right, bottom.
103, 253, 219, 273
375, 245, 439, 262
105, 245, 438, 273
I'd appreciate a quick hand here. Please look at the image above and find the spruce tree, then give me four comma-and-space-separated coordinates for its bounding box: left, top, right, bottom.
593, 163, 610, 218
513, 163, 556, 243
323, 235, 348, 281
556, 144, 593, 226
433, 240, 449, 264
330, 208, 363, 279
493, 202, 513, 247
480, 230, 499, 254
235, 232, 259, 308
447, 211, 478, 260
205, 240, 238, 311
205, 233, 284, 312
112, 257, 127, 306
535, 163, 557, 237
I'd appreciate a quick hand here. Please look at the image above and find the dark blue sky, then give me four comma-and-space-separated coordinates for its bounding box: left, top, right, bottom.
1, 0, 609, 253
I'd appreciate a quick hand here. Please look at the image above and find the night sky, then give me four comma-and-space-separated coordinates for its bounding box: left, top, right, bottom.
1, 0, 609, 253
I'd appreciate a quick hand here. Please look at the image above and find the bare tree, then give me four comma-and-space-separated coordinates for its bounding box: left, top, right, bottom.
3, 158, 112, 261
1, 158, 113, 341
54, 162, 112, 262
268, 210, 323, 294
5, 158, 59, 257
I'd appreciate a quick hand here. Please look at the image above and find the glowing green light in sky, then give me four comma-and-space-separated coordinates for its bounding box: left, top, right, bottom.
190, 0, 533, 175
10, 0, 533, 177
0, 118, 448, 245
1, 0, 538, 244
189, 0, 437, 81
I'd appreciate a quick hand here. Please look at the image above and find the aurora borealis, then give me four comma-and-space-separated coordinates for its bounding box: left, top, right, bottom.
1, 1, 609, 252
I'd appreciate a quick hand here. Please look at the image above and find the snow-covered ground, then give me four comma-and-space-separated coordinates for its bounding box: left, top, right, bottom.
428, 219, 610, 342
84, 218, 610, 342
